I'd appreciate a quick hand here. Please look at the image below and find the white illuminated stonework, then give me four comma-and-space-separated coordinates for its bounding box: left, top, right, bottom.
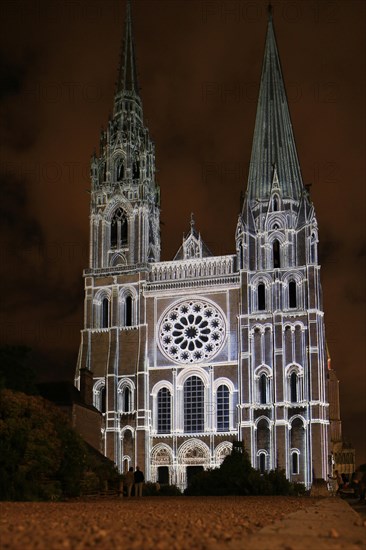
158, 300, 226, 364
75, 5, 330, 490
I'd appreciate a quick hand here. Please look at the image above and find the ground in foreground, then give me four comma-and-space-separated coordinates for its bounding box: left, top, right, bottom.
0, 496, 318, 549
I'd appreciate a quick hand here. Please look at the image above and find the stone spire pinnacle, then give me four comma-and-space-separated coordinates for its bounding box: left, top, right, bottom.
116, 0, 139, 97
246, 12, 304, 201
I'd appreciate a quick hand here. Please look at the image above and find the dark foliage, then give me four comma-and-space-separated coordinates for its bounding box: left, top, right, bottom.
0, 389, 120, 501
184, 447, 306, 496
143, 482, 182, 497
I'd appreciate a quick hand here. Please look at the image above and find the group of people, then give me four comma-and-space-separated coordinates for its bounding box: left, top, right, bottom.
328, 469, 366, 501
124, 466, 145, 497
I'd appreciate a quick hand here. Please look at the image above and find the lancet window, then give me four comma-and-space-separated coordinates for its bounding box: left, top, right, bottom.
111, 208, 128, 249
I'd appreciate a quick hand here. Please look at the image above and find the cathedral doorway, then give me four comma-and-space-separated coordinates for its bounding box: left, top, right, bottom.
157, 466, 169, 485
186, 466, 204, 486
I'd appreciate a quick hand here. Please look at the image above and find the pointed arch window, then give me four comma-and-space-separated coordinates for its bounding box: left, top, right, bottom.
258, 283, 266, 311
289, 281, 297, 308
259, 373, 267, 404
238, 242, 244, 270
157, 388, 171, 434
273, 197, 278, 211
184, 376, 204, 433
273, 240, 280, 268
217, 385, 229, 432
310, 233, 317, 264
94, 382, 106, 413
290, 372, 298, 403
118, 381, 134, 414
125, 295, 132, 327
116, 159, 124, 182
292, 450, 299, 474
100, 163, 106, 183
102, 298, 109, 328
123, 387, 131, 413
132, 157, 140, 179
111, 208, 128, 249
259, 452, 266, 474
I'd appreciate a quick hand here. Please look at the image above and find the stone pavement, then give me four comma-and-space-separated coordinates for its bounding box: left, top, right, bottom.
223, 498, 366, 550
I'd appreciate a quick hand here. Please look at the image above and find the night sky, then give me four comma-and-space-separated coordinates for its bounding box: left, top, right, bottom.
1, 0, 365, 464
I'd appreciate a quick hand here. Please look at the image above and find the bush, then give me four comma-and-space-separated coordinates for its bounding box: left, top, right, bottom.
142, 482, 182, 497
184, 447, 306, 497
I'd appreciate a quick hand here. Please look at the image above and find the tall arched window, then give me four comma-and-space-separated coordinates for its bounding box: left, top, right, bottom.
118, 383, 134, 413
259, 452, 266, 474
157, 388, 171, 434
184, 376, 204, 433
116, 159, 124, 181
290, 372, 298, 403
101, 386, 106, 413
102, 298, 109, 328
217, 385, 229, 431
125, 295, 132, 327
258, 283, 266, 311
259, 373, 267, 404
292, 451, 299, 474
123, 387, 131, 413
273, 197, 278, 211
238, 242, 244, 270
132, 158, 140, 179
273, 240, 280, 268
289, 281, 297, 308
111, 208, 128, 249
93, 384, 106, 413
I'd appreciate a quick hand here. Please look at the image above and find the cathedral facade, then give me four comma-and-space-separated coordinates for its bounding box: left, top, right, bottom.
75, 3, 330, 490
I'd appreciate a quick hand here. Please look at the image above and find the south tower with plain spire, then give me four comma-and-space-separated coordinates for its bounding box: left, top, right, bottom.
75, 3, 330, 489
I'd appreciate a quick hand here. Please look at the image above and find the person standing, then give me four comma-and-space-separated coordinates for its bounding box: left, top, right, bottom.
125, 467, 134, 497
134, 466, 144, 497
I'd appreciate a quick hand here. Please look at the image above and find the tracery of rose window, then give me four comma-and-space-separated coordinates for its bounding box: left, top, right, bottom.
158, 300, 226, 364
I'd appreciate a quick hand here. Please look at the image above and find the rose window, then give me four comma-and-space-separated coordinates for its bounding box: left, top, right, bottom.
158, 300, 226, 364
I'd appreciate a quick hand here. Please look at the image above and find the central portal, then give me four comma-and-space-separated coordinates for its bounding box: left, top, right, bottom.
186, 466, 204, 486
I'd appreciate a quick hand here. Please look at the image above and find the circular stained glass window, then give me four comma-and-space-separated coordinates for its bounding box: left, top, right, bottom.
158, 300, 226, 364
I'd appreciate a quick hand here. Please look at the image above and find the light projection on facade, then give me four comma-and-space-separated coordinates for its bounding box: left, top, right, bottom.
75, 3, 330, 490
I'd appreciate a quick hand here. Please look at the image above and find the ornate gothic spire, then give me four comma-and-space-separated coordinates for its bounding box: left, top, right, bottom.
246, 8, 304, 201
116, 0, 139, 96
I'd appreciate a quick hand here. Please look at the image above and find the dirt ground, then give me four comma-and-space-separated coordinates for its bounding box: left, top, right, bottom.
0, 496, 319, 549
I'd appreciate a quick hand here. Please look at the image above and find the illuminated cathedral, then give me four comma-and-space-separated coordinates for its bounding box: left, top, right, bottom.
75, 3, 330, 489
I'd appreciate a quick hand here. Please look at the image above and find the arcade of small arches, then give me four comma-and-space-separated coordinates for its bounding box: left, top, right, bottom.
254, 414, 307, 480
251, 273, 306, 312
253, 363, 305, 405
236, 228, 318, 271
118, 415, 307, 488
98, 153, 142, 186
93, 287, 138, 328
93, 378, 135, 414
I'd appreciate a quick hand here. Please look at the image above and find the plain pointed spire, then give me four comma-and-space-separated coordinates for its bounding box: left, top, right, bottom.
246, 10, 304, 201
116, 0, 139, 96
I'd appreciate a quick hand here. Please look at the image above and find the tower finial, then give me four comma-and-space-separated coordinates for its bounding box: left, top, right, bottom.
268, 3, 273, 20
190, 212, 195, 231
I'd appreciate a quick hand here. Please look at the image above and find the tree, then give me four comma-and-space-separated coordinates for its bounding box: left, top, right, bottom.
0, 389, 119, 500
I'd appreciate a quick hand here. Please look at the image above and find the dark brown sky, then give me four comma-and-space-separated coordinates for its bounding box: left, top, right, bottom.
1, 0, 365, 464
